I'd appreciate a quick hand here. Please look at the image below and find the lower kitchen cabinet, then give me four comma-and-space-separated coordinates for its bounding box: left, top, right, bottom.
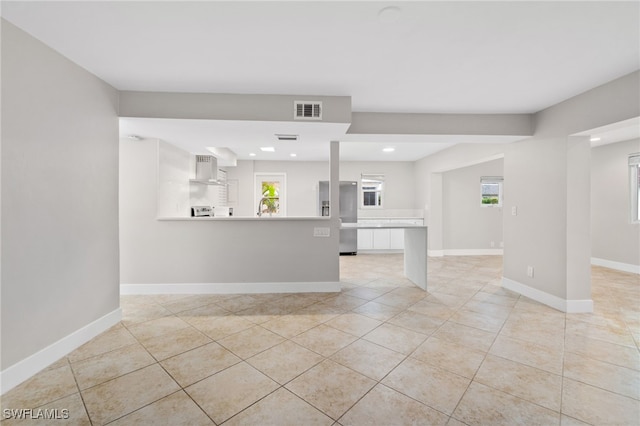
372, 229, 390, 249
357, 228, 374, 250
389, 228, 404, 250
357, 218, 424, 252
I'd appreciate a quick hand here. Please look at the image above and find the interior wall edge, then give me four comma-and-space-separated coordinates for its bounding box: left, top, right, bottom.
0, 308, 122, 395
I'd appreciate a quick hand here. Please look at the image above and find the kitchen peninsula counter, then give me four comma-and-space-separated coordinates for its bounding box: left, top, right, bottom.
341, 222, 426, 229
341, 222, 428, 290
158, 216, 331, 221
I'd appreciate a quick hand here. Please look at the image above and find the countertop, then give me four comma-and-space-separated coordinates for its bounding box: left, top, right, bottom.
157, 216, 424, 222
358, 217, 424, 220
341, 222, 427, 229
158, 216, 332, 221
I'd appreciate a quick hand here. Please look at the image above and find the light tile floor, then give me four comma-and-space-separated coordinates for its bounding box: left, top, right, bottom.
2, 255, 639, 425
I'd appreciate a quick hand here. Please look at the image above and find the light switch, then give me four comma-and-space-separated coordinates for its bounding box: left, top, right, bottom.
313, 227, 330, 237
527, 266, 534, 278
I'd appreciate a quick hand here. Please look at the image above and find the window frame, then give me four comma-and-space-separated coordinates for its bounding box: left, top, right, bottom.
480, 176, 504, 208
629, 153, 640, 224
361, 174, 384, 209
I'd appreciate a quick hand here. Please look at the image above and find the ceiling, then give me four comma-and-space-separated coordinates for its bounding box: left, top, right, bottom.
3, 1, 639, 161
119, 117, 526, 161
577, 117, 640, 148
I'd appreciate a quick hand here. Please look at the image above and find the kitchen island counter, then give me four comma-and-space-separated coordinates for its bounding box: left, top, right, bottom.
158, 216, 330, 221
341, 223, 428, 290
341, 222, 426, 229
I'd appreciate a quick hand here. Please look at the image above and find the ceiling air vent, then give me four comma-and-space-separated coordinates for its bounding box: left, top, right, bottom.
275, 134, 298, 141
294, 101, 322, 120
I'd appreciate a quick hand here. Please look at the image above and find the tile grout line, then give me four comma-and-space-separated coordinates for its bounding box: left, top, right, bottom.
109, 310, 216, 424
446, 279, 522, 423
67, 358, 96, 426
331, 282, 460, 423
8, 257, 636, 424
126, 298, 221, 425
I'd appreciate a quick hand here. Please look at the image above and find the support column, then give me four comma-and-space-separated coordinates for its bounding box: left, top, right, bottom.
566, 136, 593, 312
428, 173, 444, 256
330, 141, 341, 260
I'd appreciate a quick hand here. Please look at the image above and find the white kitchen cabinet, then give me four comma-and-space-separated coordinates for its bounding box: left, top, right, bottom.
372, 229, 391, 249
357, 229, 373, 249
389, 228, 404, 250
357, 219, 388, 250
358, 218, 424, 252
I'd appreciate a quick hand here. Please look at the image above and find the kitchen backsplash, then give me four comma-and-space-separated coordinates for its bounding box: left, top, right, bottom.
357, 208, 424, 218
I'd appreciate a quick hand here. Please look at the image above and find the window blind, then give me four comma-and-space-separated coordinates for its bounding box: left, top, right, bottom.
480, 176, 504, 184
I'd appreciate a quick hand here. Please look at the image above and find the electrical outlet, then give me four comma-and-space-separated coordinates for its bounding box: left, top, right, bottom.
527, 266, 534, 278
313, 227, 330, 237
500, 241, 504, 248
511, 206, 518, 216
490, 241, 495, 248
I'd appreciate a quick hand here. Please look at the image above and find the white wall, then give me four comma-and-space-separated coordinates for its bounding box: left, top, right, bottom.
503, 71, 639, 310
157, 140, 191, 217
224, 160, 330, 217
120, 139, 340, 286
254, 161, 330, 217
224, 160, 255, 217
224, 159, 419, 219
157, 142, 228, 217
503, 137, 573, 299
339, 161, 420, 217
190, 181, 222, 212
591, 139, 640, 269
413, 143, 507, 253
442, 159, 504, 251
1, 20, 120, 378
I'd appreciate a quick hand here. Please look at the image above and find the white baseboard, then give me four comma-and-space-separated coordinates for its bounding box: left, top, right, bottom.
357, 249, 404, 255
443, 249, 504, 256
120, 281, 341, 295
0, 308, 122, 395
502, 277, 593, 313
591, 257, 640, 274
428, 249, 502, 257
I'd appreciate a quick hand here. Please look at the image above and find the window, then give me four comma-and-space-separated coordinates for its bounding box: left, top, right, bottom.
481, 176, 503, 207
630, 153, 640, 223
361, 174, 384, 208
254, 173, 286, 217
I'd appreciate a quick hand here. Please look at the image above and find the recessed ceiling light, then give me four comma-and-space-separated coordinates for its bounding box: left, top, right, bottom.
260, 147, 275, 152
249, 153, 256, 157
383, 147, 395, 152
290, 153, 297, 157
590, 136, 601, 142
126, 135, 142, 141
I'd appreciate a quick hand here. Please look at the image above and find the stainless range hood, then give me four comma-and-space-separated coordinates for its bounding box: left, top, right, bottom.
190, 155, 225, 185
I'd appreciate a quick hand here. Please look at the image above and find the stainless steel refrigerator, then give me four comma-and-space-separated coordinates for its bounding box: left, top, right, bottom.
319, 181, 358, 255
